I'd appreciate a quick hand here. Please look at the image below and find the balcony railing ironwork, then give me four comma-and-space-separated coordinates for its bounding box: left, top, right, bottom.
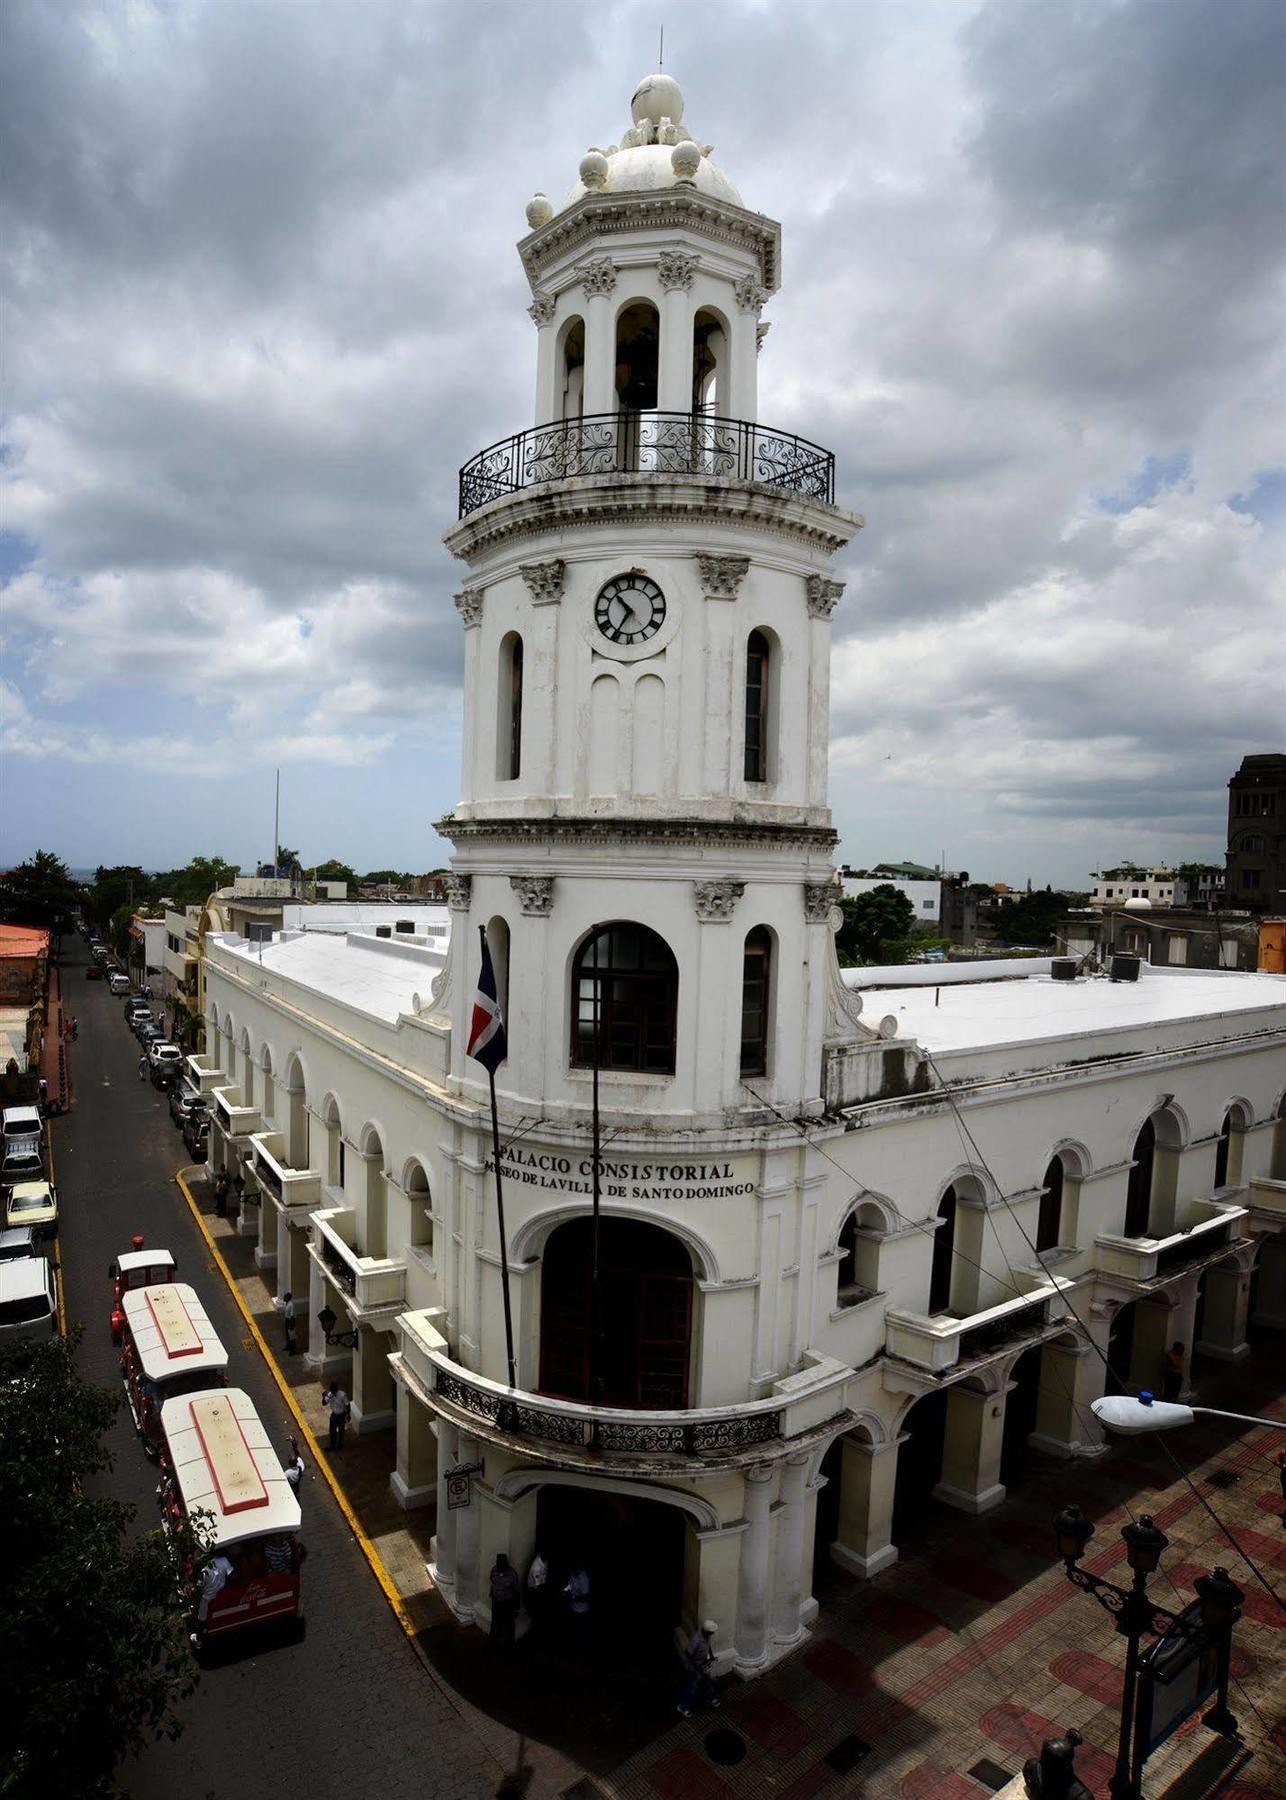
458, 409, 835, 517
433, 1365, 782, 1457
321, 1234, 357, 1297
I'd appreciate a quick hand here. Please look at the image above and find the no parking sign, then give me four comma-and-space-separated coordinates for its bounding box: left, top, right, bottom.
446, 1460, 483, 1509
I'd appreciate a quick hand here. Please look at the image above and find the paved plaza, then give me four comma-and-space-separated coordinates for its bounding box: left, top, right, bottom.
53, 938, 1286, 1799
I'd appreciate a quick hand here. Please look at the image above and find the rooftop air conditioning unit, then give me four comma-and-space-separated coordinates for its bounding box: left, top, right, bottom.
375, 925, 392, 938
396, 920, 415, 933
1050, 958, 1077, 981
1110, 953, 1142, 983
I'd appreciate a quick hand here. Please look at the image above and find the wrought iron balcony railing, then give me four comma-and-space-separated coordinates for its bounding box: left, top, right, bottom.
458, 409, 835, 517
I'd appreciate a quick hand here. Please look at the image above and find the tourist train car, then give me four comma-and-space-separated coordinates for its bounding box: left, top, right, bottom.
109, 1238, 176, 1342
158, 1386, 304, 1647
119, 1282, 228, 1455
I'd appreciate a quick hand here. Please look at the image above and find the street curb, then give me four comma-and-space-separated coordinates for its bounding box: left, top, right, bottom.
173, 1165, 414, 1628
47, 1117, 68, 1338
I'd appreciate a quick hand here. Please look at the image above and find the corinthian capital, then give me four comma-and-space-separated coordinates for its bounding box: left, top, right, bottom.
519, 558, 566, 606
805, 575, 845, 619
527, 291, 557, 327
454, 587, 484, 629
509, 874, 555, 916
657, 249, 699, 291
693, 878, 745, 922
733, 273, 767, 315
694, 553, 751, 601
577, 258, 617, 299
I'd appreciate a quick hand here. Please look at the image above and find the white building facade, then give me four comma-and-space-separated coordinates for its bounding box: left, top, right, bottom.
199, 71, 1286, 1680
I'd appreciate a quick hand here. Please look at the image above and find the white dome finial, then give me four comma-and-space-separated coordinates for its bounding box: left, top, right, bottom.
632, 71, 684, 128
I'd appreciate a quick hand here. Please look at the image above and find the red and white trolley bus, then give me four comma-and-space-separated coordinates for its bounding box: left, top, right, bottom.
158, 1386, 304, 1648
119, 1281, 227, 1455
108, 1238, 176, 1343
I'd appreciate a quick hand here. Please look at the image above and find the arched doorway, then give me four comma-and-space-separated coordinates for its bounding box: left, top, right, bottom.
539, 1217, 693, 1409
534, 1482, 685, 1680
892, 1387, 950, 1546
1106, 1301, 1136, 1395
1000, 1346, 1044, 1490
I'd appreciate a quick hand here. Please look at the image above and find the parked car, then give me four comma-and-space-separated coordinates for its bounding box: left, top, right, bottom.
182, 1113, 210, 1163
1, 1146, 44, 1188
107, 972, 131, 995
168, 1081, 205, 1126
0, 1226, 39, 1263
2, 1106, 43, 1158
124, 998, 150, 1021
86, 962, 104, 979
5, 1178, 58, 1239
134, 1018, 162, 1044
149, 1044, 184, 1086
0, 1257, 57, 1343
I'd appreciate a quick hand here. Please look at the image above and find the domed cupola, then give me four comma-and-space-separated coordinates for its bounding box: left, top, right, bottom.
545, 71, 746, 216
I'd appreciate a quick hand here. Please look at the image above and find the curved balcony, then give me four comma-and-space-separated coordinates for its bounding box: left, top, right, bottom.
458, 410, 835, 518
394, 1307, 854, 1474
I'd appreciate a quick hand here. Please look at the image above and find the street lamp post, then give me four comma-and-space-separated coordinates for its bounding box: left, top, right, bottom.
316, 1303, 358, 1351
1091, 1391, 1286, 1436
1053, 1505, 1242, 1800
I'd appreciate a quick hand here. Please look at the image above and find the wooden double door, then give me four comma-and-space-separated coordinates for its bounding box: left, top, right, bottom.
539, 1216, 693, 1410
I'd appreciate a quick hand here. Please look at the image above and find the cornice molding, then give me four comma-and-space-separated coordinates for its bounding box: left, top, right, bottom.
438, 815, 839, 853
519, 187, 782, 295
443, 472, 863, 562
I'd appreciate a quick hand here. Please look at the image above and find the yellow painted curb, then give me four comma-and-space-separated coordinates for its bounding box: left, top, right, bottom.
174, 1165, 416, 1637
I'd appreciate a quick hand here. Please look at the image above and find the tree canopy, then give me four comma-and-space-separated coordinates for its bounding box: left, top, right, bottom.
0, 850, 82, 936
0, 1332, 208, 1798
836, 884, 916, 966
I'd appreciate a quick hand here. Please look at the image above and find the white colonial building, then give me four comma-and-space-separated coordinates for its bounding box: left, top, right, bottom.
198, 69, 1286, 1680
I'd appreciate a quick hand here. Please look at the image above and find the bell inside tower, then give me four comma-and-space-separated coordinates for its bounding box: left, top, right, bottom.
692, 308, 727, 413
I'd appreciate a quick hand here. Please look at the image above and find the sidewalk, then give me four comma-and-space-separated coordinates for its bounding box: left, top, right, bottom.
186, 1164, 1286, 1800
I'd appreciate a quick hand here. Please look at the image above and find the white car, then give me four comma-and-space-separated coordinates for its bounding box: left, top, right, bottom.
148, 1043, 184, 1083
108, 972, 131, 994
0, 1257, 58, 1343
5, 1179, 58, 1239
1, 1105, 42, 1158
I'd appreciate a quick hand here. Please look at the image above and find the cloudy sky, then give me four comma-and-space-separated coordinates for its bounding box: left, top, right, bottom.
2, 0, 1282, 887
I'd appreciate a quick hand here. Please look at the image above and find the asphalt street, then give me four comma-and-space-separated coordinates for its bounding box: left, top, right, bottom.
55, 940, 504, 1800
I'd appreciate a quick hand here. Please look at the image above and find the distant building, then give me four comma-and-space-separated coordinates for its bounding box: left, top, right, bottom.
1172, 868, 1225, 909
1059, 907, 1258, 972
130, 912, 167, 976
1089, 866, 1176, 908
163, 907, 202, 1006
840, 870, 940, 924
1226, 754, 1286, 913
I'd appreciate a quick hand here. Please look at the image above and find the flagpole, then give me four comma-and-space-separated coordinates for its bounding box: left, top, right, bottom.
479, 925, 517, 1391
589, 924, 604, 1406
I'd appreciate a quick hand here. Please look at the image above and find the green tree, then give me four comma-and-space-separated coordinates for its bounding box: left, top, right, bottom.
0, 1332, 209, 1799
310, 858, 358, 888
997, 889, 1076, 947
0, 850, 83, 937
836, 884, 916, 966
154, 855, 239, 908
85, 866, 156, 930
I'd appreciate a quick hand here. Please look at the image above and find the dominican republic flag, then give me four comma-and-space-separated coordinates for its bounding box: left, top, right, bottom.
468, 932, 508, 1074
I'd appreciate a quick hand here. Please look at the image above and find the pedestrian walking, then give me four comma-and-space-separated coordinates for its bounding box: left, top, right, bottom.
213, 1168, 230, 1217
38, 1077, 48, 1108
71, 1016, 79, 1041
232, 1170, 245, 1212
282, 1291, 298, 1355
284, 1435, 305, 1503
676, 1621, 721, 1717
323, 1380, 350, 1449
137, 1052, 148, 1081
526, 1548, 549, 1641
1161, 1341, 1185, 1403
563, 1562, 590, 1656
489, 1553, 520, 1649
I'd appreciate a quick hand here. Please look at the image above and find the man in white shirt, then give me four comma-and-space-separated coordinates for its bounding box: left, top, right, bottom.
284, 1435, 305, 1501
282, 1290, 297, 1356
526, 1549, 549, 1640
323, 1381, 350, 1449
193, 1552, 236, 1641
677, 1620, 720, 1717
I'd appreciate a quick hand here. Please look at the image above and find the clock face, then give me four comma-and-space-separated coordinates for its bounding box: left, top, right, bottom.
594, 574, 666, 646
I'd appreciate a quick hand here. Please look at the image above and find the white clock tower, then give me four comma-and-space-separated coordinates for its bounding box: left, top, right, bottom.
425, 69, 877, 1672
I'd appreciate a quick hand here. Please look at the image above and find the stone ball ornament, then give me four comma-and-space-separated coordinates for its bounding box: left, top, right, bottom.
579, 149, 610, 191
525, 192, 553, 228
632, 70, 684, 126
671, 140, 701, 181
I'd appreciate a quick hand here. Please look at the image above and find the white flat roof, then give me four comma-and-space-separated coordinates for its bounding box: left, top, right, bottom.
123, 1282, 228, 1383
117, 1247, 176, 1276
160, 1386, 300, 1546
861, 967, 1286, 1059
213, 927, 445, 1025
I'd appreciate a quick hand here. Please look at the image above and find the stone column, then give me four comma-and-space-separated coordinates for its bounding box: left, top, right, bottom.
289, 1218, 311, 1304
274, 1203, 291, 1303
580, 261, 617, 415
351, 1326, 395, 1434
1197, 1261, 1252, 1362
1251, 1236, 1286, 1330
934, 1382, 1009, 1513
771, 1452, 811, 1645
452, 1433, 482, 1621
831, 1434, 902, 1577
254, 1182, 276, 1271
729, 275, 764, 421
657, 253, 697, 412
529, 295, 557, 424
1168, 1272, 1200, 1398
390, 1378, 437, 1510
733, 1465, 774, 1669
1029, 1335, 1110, 1459
430, 1420, 459, 1602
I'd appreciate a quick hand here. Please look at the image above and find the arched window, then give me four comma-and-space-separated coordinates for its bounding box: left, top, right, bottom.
559, 315, 585, 421
571, 923, 677, 1075
691, 307, 728, 413
497, 632, 523, 781
744, 630, 769, 783
1037, 1156, 1065, 1253
740, 926, 771, 1078
836, 1202, 883, 1307
540, 1217, 692, 1408
614, 300, 659, 412
1125, 1117, 1155, 1237
928, 1184, 957, 1315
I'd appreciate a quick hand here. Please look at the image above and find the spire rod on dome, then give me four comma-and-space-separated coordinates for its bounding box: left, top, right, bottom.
658, 25, 663, 68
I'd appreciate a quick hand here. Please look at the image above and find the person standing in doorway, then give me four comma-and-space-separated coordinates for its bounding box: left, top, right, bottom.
1161, 1341, 1185, 1402
525, 1547, 549, 1642
323, 1380, 350, 1449
489, 1553, 520, 1650
282, 1291, 298, 1355
677, 1621, 721, 1717
563, 1562, 590, 1657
